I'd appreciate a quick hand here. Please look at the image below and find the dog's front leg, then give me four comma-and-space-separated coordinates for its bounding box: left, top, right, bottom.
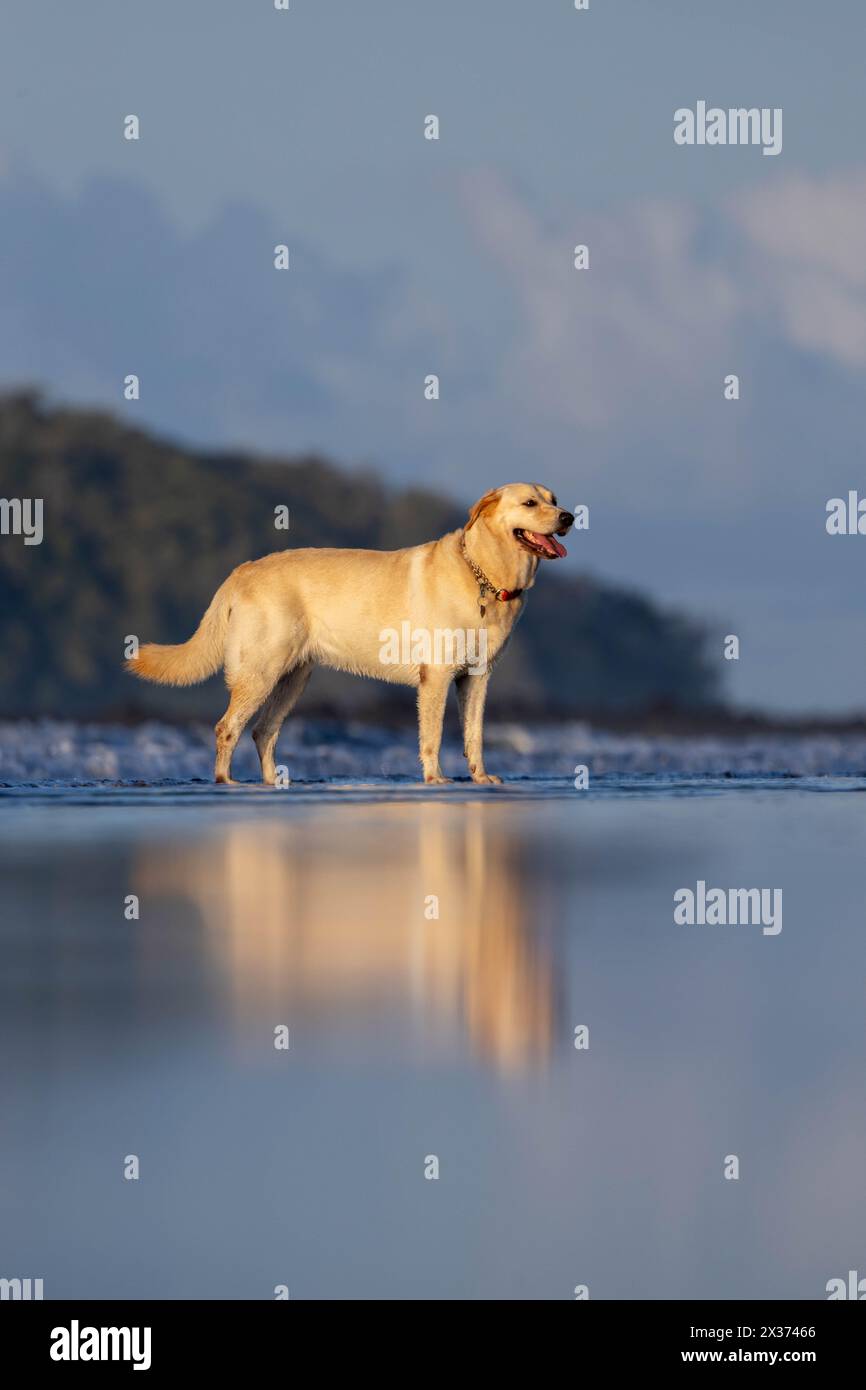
417, 668, 453, 784
455, 671, 502, 785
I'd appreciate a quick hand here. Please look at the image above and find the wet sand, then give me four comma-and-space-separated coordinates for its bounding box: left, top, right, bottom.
2, 777, 865, 1298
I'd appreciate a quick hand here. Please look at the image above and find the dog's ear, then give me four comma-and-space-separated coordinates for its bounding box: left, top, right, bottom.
465, 488, 502, 531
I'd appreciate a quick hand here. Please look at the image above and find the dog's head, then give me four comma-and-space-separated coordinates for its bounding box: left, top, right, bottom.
465, 483, 573, 560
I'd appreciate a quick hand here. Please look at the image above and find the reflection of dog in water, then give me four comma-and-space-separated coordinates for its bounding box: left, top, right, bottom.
135, 805, 555, 1072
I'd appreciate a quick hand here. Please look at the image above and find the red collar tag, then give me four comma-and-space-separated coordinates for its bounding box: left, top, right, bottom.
496, 588, 523, 602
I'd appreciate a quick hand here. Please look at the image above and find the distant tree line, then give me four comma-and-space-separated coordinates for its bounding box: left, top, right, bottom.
0, 391, 720, 721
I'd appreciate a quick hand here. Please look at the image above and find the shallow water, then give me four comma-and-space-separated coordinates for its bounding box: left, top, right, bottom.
1, 730, 865, 1298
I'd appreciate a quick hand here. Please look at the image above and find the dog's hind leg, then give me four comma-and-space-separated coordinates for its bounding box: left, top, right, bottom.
251, 662, 313, 785
214, 665, 286, 785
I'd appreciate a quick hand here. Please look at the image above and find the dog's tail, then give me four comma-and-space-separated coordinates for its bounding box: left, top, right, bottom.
126, 579, 232, 687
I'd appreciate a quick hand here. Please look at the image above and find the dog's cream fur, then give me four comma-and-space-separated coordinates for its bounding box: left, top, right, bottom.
127, 482, 573, 785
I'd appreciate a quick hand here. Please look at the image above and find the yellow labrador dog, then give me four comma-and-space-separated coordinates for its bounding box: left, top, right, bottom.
128, 483, 573, 785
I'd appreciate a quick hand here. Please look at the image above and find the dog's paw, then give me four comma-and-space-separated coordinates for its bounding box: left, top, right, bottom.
424, 774, 453, 785
471, 772, 503, 786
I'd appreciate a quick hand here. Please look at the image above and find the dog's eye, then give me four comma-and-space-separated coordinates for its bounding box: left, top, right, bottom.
523, 499, 538, 508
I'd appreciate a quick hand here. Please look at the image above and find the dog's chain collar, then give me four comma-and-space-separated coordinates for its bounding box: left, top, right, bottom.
460, 532, 523, 618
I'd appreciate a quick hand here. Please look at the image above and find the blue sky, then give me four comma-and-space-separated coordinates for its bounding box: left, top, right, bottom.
2, 0, 866, 711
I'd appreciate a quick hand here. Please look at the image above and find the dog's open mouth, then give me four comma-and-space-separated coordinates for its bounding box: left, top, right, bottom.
513, 528, 568, 559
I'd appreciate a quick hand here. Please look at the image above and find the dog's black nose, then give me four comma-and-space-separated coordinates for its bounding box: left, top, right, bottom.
559, 511, 574, 528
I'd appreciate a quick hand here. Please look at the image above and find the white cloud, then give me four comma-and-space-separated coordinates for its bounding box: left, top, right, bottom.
732, 172, 866, 366
461, 168, 743, 438
461, 166, 866, 442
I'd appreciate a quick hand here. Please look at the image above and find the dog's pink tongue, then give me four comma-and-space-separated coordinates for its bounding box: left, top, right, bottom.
526, 530, 567, 558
